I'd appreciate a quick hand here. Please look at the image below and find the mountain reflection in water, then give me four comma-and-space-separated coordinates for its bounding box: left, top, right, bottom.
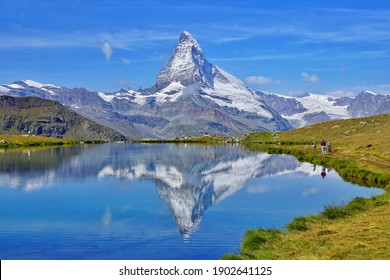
0, 143, 362, 239
1, 143, 385, 259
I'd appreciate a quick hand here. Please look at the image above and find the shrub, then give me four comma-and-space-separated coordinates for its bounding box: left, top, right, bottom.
242, 228, 282, 251
345, 197, 370, 213
322, 203, 349, 220
286, 216, 310, 232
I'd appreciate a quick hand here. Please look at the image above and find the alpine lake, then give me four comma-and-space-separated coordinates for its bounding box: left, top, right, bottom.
0, 143, 384, 260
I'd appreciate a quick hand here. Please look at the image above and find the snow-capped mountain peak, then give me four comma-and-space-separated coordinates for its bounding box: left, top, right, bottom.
179, 31, 201, 50
0, 79, 61, 95
21, 79, 60, 89
155, 31, 214, 90
361, 90, 377, 96
150, 32, 287, 120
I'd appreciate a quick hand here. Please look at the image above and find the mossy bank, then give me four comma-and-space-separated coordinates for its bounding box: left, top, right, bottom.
0, 134, 105, 149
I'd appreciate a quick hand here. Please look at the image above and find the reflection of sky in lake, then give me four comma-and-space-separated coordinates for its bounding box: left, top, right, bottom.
0, 144, 384, 259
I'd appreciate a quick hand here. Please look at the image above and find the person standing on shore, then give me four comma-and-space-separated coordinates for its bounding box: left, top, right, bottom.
312, 140, 317, 153
328, 139, 332, 153
321, 139, 327, 154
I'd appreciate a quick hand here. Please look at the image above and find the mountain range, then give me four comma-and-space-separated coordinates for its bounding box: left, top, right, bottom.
256, 90, 390, 128
1, 31, 389, 139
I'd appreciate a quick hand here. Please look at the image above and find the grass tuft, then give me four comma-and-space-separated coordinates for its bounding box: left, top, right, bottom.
241, 228, 283, 252
345, 197, 370, 213
286, 216, 311, 232
322, 203, 349, 220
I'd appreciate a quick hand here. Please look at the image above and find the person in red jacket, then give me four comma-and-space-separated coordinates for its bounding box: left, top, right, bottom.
321, 139, 327, 154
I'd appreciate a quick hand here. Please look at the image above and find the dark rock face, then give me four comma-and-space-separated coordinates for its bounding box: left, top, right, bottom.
0, 95, 126, 141
302, 111, 331, 125
347, 91, 390, 118
256, 91, 308, 116
330, 96, 354, 106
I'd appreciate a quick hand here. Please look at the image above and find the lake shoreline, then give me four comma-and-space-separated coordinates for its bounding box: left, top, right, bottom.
226, 115, 390, 260
0, 134, 233, 149
0, 134, 107, 149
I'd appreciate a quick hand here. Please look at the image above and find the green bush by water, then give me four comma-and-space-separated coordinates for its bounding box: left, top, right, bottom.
322, 203, 350, 220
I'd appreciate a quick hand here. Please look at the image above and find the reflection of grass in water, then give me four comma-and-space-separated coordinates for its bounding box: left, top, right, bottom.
0, 143, 89, 172
137, 135, 227, 144
225, 114, 390, 260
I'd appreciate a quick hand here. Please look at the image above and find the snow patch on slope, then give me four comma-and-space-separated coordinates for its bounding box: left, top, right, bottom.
298, 94, 349, 118
0, 85, 9, 93
22, 79, 60, 89
98, 82, 185, 105
282, 93, 349, 127
98, 92, 115, 103
203, 66, 273, 117
8, 83, 25, 89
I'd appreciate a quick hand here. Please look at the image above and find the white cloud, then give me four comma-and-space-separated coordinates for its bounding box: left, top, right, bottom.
245, 75, 280, 85
302, 187, 319, 197
100, 41, 113, 61
120, 57, 131, 64
301, 72, 319, 83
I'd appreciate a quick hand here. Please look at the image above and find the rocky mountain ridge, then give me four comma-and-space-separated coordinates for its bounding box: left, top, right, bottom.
256, 90, 389, 128
0, 95, 126, 141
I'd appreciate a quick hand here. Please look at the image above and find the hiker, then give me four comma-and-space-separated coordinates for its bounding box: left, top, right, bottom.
312, 140, 317, 153
328, 140, 332, 153
321, 139, 327, 154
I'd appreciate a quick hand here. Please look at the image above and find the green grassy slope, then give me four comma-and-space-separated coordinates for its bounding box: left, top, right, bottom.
243, 114, 390, 181
227, 114, 390, 260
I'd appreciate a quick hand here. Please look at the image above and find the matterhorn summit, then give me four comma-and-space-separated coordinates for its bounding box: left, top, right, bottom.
156, 31, 214, 90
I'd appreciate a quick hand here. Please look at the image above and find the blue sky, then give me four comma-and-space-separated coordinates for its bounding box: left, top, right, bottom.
1, 0, 390, 96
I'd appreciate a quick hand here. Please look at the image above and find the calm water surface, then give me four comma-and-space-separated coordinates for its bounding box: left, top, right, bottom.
0, 143, 384, 259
